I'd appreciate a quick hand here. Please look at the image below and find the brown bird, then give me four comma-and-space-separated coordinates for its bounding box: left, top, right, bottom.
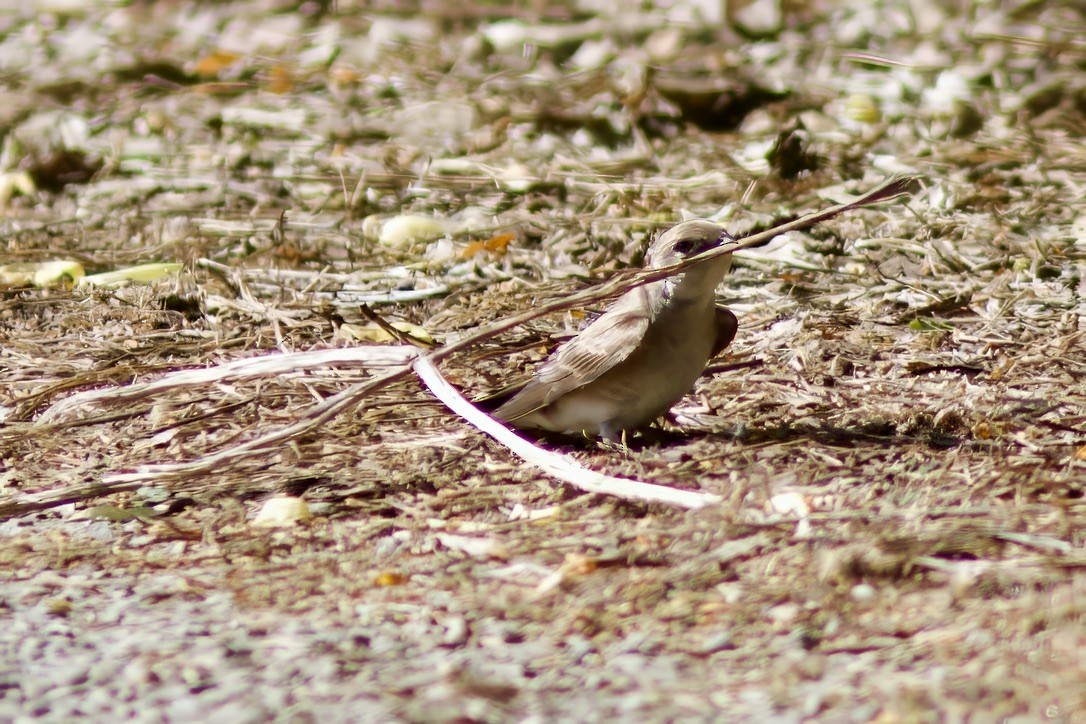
493, 220, 737, 442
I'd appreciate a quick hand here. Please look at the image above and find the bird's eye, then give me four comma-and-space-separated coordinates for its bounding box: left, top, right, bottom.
674, 239, 696, 255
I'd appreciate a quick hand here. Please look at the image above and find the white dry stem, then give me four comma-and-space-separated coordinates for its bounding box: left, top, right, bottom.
38, 345, 418, 424
412, 356, 721, 510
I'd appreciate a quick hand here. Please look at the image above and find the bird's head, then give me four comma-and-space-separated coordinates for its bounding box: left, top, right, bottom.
647, 220, 733, 269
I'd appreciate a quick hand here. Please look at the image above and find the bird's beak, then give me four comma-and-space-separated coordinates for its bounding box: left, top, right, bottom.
696, 229, 733, 256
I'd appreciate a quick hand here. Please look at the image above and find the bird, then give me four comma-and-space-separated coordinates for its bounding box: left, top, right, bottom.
491, 219, 738, 442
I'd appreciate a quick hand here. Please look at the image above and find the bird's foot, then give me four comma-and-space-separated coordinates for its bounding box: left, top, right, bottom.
594, 425, 633, 455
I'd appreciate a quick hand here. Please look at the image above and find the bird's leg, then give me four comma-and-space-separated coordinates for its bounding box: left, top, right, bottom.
659, 412, 687, 435
595, 423, 633, 455
598, 422, 621, 444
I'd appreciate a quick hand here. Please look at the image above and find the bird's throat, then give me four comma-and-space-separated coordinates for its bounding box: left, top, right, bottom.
661, 255, 733, 305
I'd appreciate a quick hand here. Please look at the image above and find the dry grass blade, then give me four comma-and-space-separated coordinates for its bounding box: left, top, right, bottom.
356, 303, 438, 349
36, 346, 418, 424
7, 176, 918, 513
97, 364, 417, 486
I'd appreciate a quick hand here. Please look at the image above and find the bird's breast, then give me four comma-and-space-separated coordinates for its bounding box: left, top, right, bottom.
636, 298, 718, 380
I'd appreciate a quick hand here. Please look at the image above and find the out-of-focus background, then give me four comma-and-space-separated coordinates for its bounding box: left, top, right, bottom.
2, 1, 1084, 720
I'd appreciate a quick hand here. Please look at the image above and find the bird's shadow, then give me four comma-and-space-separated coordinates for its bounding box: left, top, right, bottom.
513, 420, 963, 453
683, 420, 964, 450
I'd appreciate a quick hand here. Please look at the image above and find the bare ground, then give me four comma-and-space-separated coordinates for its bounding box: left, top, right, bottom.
2, 0, 1085, 721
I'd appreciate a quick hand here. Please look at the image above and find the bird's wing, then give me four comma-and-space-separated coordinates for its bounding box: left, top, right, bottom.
711, 306, 738, 359
493, 286, 655, 422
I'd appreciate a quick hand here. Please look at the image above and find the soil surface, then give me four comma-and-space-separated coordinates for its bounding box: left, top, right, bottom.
2, 1, 1085, 721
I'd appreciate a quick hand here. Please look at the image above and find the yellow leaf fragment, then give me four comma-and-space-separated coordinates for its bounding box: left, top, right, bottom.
0, 170, 36, 208
328, 65, 359, 86
845, 94, 882, 124
0, 260, 85, 287
45, 598, 73, 617
373, 571, 410, 587
266, 64, 295, 94
194, 50, 241, 77
563, 552, 598, 575
79, 263, 183, 289
972, 421, 1004, 440
338, 321, 434, 344
458, 232, 515, 259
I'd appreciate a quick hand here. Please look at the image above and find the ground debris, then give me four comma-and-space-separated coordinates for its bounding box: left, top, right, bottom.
2, 0, 1085, 720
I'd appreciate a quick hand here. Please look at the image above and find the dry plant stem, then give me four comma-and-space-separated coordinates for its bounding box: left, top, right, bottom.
413, 356, 722, 509
100, 370, 408, 485
37, 346, 417, 424
0, 481, 150, 518
1, 363, 416, 517
124, 176, 916, 471
3, 176, 917, 515
429, 175, 920, 363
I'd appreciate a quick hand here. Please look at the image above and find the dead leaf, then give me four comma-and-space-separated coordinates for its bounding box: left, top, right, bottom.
266, 65, 295, 94
459, 232, 515, 259
194, 50, 241, 77
373, 571, 410, 587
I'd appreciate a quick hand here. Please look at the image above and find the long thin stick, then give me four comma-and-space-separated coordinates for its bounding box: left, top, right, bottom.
428, 175, 920, 364
3, 176, 918, 515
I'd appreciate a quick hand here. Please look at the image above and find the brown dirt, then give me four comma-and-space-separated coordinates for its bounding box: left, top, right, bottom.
2, 0, 1085, 720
